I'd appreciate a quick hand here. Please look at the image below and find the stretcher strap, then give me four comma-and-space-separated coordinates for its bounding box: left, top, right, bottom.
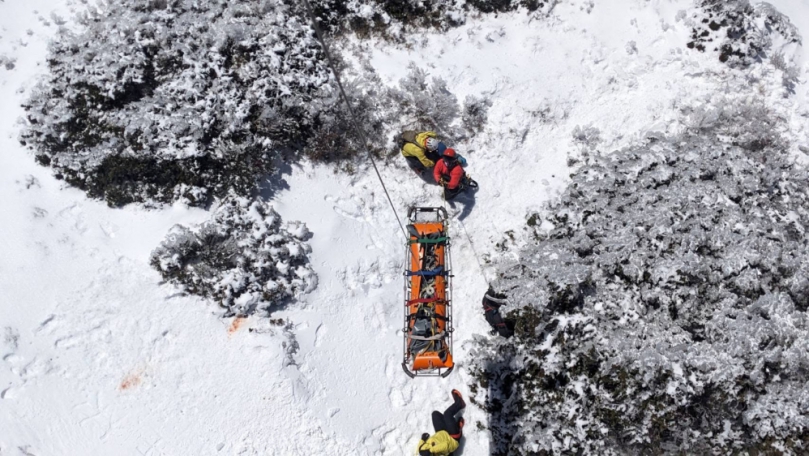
406, 314, 449, 322
407, 298, 440, 305
408, 332, 447, 341
408, 237, 448, 245
406, 266, 446, 277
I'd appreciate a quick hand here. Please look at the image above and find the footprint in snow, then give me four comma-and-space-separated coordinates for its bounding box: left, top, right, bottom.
19, 357, 54, 381
384, 357, 413, 407
34, 315, 58, 335
99, 221, 118, 238
324, 194, 366, 223
57, 203, 89, 235
368, 298, 392, 332
3, 327, 19, 350
313, 323, 326, 348
337, 259, 388, 295
366, 424, 403, 455
388, 382, 414, 408
1, 385, 20, 399
16, 175, 40, 190
379, 428, 406, 456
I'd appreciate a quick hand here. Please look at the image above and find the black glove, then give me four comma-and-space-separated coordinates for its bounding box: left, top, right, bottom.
419, 450, 431, 456
421, 433, 430, 441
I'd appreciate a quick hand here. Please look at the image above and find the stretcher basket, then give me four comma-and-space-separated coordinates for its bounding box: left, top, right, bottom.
402, 207, 454, 378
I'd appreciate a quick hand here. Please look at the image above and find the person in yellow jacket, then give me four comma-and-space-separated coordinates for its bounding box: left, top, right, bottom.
401, 130, 443, 176
416, 389, 466, 456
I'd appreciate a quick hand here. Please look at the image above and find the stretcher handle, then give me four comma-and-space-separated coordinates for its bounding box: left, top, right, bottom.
407, 206, 448, 221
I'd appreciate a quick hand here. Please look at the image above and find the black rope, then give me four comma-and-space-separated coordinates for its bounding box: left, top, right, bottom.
300, 0, 407, 239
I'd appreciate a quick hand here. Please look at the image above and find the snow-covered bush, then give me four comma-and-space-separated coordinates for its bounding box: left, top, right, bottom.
0, 54, 15, 71
466, 0, 555, 14
311, 0, 557, 40
20, 0, 508, 207
311, 0, 461, 38
304, 76, 390, 162
471, 101, 809, 455
572, 124, 601, 149
318, 65, 479, 155
687, 0, 800, 67
22, 0, 338, 207
462, 94, 492, 136
385, 65, 464, 143
151, 196, 317, 316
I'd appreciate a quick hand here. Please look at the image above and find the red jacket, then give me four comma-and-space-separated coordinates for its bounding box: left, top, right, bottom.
433, 160, 464, 189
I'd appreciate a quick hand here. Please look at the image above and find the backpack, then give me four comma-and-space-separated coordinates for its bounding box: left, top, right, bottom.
482, 289, 514, 338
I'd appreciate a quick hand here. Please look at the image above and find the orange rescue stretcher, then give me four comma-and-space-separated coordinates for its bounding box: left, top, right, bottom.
402, 207, 454, 378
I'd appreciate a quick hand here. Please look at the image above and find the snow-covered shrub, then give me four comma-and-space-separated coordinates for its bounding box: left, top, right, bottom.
0, 54, 15, 71
318, 65, 475, 156
311, 0, 462, 38
572, 124, 601, 149
385, 65, 463, 142
470, 101, 809, 455
466, 0, 555, 14
462, 94, 492, 136
22, 0, 338, 207
20, 0, 557, 207
151, 196, 317, 316
315, 0, 550, 38
312, 0, 556, 40
304, 75, 390, 162
687, 0, 800, 67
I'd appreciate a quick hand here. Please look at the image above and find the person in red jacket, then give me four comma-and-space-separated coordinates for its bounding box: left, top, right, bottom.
433, 149, 468, 200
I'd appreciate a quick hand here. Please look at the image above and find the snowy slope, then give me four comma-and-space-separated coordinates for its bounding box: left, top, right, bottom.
768, 0, 809, 159
2, 0, 809, 455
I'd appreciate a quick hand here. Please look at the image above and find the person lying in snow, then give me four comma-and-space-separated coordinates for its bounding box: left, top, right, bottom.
400, 130, 467, 177
482, 287, 515, 338
434, 149, 477, 200
417, 389, 466, 456
401, 130, 442, 176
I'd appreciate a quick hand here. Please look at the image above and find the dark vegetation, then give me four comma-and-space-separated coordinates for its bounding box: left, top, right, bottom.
313, 0, 557, 38
19, 0, 508, 313
22, 0, 335, 207
21, 0, 543, 208
150, 196, 317, 316
686, 0, 800, 67
470, 100, 809, 454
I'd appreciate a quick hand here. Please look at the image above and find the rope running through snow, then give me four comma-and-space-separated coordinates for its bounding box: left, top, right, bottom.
300, 0, 407, 239
303, 0, 493, 289
443, 187, 492, 289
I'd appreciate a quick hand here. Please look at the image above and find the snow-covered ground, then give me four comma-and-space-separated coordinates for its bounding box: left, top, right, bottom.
2, 0, 809, 454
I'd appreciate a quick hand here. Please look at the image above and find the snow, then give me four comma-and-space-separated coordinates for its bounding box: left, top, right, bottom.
2, 0, 809, 454
768, 0, 809, 155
